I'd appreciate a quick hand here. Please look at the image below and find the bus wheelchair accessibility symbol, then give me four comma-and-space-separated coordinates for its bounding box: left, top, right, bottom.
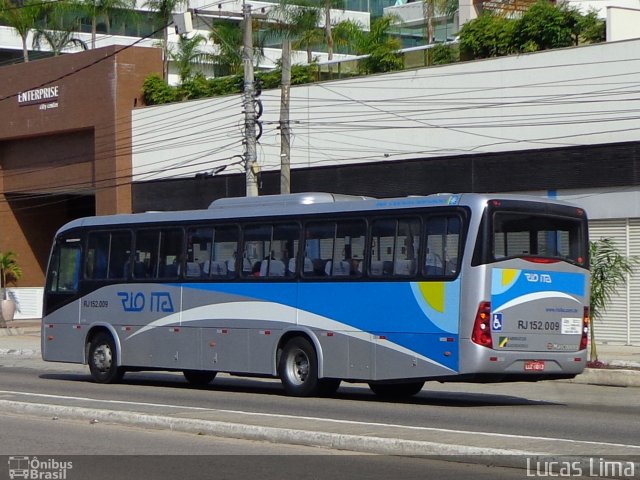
492, 313, 503, 332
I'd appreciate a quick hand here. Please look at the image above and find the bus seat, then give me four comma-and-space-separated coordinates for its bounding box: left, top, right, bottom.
260, 260, 285, 277
324, 260, 332, 276
332, 260, 350, 276
162, 263, 178, 277
185, 262, 201, 278
303, 257, 314, 273
394, 259, 414, 276
383, 261, 394, 275
311, 258, 326, 276
270, 260, 285, 276
206, 260, 228, 276
370, 260, 383, 276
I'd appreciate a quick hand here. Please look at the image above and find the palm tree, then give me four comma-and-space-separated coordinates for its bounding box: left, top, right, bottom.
293, 26, 324, 63
33, 30, 89, 54
78, 0, 137, 49
208, 17, 267, 76
0, 251, 22, 301
0, 0, 42, 62
268, 0, 323, 64
423, 0, 456, 44
32, 0, 88, 55
170, 33, 214, 82
208, 20, 243, 76
336, 16, 402, 74
589, 238, 637, 363
318, 0, 344, 61
143, 0, 186, 80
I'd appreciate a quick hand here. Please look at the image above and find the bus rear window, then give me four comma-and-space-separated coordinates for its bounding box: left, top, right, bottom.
491, 212, 586, 265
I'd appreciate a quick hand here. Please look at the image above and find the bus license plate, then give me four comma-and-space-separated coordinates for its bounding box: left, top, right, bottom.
524, 360, 545, 371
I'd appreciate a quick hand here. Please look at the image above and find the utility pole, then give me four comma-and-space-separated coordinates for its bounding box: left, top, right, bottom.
279, 40, 291, 194
242, 3, 259, 197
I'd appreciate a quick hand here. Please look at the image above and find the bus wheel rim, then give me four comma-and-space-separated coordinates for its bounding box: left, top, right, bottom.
93, 344, 113, 372
287, 348, 309, 385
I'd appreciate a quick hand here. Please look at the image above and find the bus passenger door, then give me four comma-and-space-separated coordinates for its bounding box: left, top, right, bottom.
42, 237, 85, 363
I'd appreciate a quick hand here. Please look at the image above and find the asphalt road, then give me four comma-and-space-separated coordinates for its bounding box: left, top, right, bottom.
0, 362, 639, 460
0, 413, 539, 480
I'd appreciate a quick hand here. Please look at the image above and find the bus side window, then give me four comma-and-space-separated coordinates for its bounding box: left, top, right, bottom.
424, 215, 461, 278
134, 230, 160, 279
85, 231, 131, 280
304, 220, 364, 278
369, 218, 419, 278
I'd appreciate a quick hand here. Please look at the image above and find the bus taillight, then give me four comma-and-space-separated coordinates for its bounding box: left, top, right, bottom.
472, 301, 493, 348
579, 306, 590, 350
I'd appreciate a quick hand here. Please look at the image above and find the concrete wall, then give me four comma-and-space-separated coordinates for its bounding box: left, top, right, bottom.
132, 38, 640, 183
607, 7, 640, 41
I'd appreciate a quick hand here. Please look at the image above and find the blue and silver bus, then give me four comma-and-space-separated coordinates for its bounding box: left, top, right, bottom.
42, 192, 590, 397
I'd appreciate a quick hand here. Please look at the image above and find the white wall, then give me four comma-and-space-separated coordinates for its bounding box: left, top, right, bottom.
569, 0, 640, 17
6, 288, 43, 320
132, 38, 640, 181
607, 7, 640, 41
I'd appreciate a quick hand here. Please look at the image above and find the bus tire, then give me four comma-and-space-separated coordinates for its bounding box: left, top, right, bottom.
88, 332, 124, 384
278, 337, 321, 397
368, 381, 424, 398
183, 370, 217, 386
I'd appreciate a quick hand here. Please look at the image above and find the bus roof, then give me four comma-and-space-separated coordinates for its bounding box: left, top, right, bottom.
54, 192, 582, 236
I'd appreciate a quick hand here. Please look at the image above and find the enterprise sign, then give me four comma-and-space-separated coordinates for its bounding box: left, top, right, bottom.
18, 86, 59, 106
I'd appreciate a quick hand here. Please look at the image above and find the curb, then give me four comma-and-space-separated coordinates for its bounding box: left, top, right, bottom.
0, 327, 27, 337
3, 399, 637, 472
0, 399, 549, 466
0, 348, 39, 356
569, 368, 640, 388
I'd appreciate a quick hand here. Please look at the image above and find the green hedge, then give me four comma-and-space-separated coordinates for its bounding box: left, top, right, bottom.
142, 65, 319, 106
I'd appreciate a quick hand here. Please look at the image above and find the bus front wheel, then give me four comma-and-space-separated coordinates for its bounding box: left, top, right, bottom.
88, 332, 124, 384
368, 381, 425, 398
278, 337, 322, 397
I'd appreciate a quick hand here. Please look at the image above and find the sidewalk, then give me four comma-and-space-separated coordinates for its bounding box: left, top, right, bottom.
2, 319, 640, 387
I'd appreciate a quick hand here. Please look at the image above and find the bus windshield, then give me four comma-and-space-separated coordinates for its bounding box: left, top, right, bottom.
490, 209, 587, 266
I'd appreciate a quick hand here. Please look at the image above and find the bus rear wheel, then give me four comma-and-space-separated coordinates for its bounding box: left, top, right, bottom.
368, 381, 425, 398
278, 337, 323, 397
183, 370, 217, 386
88, 332, 124, 384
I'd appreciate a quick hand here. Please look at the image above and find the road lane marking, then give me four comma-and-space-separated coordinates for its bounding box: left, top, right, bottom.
1, 389, 639, 450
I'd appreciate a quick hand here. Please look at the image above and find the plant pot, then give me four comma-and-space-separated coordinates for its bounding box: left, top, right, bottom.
1, 298, 16, 325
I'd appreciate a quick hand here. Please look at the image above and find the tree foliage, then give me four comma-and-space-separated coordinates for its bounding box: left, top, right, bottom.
0, 251, 22, 298
0, 0, 42, 62
589, 238, 637, 362
431, 43, 459, 65
142, 0, 186, 80
142, 64, 319, 105
334, 16, 402, 74
459, 13, 516, 59
269, 0, 323, 64
77, 0, 137, 49
513, 0, 574, 52
32, 0, 88, 55
169, 34, 215, 83
459, 0, 605, 60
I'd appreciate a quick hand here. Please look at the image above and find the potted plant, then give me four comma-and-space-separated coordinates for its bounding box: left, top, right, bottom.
0, 251, 22, 327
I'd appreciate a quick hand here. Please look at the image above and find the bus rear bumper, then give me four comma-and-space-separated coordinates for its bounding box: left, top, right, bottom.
458, 343, 587, 379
